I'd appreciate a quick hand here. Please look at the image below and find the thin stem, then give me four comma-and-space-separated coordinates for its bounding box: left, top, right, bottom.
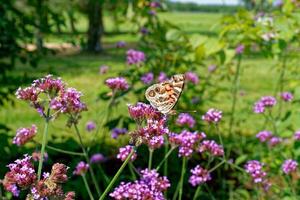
99, 148, 135, 200
37, 110, 50, 181
148, 148, 154, 170
215, 124, 226, 160
82, 174, 94, 200
208, 160, 226, 173
193, 185, 201, 200
97, 165, 110, 186
156, 146, 176, 171
129, 162, 137, 180
275, 55, 287, 120
74, 124, 101, 196
46, 145, 85, 156
229, 55, 242, 135
178, 157, 187, 200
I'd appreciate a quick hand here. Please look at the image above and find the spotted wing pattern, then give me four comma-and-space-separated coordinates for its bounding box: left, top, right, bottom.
145, 74, 185, 114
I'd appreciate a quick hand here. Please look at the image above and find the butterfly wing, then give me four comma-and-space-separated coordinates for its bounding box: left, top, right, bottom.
145, 74, 185, 114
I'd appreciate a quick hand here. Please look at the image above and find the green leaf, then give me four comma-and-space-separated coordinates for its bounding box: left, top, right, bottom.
166, 29, 182, 41
194, 44, 206, 62
235, 155, 248, 165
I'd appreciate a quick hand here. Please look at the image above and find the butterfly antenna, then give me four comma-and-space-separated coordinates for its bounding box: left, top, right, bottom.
175, 110, 198, 113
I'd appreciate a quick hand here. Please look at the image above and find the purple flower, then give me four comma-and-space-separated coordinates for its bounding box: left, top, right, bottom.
281, 92, 293, 102
208, 65, 217, 72
158, 72, 168, 82
140, 27, 149, 35
148, 10, 156, 15
117, 145, 137, 162
244, 160, 266, 183
202, 108, 222, 123
86, 121, 96, 132
185, 72, 199, 84
176, 113, 196, 128
105, 77, 129, 91
13, 125, 37, 146
198, 140, 224, 157
235, 44, 245, 55
191, 96, 200, 104
253, 96, 276, 114
127, 102, 161, 123
253, 101, 265, 113
141, 72, 154, 85
268, 136, 282, 147
73, 161, 89, 175
189, 165, 211, 186
273, 0, 283, 7
126, 49, 146, 66
99, 65, 109, 74
169, 130, 206, 157
148, 136, 164, 149
111, 128, 127, 139
294, 131, 300, 140
282, 159, 298, 175
90, 153, 106, 164
3, 154, 36, 195
110, 169, 170, 200
256, 130, 272, 142
116, 41, 126, 48
150, 2, 161, 8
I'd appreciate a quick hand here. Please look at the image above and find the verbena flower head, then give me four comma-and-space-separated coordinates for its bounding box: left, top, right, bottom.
110, 169, 170, 200
148, 136, 164, 149
111, 128, 127, 139
202, 108, 222, 123
3, 155, 36, 196
158, 72, 168, 82
65, 191, 76, 200
126, 49, 146, 66
117, 145, 137, 162
127, 102, 161, 123
140, 27, 149, 35
13, 125, 37, 146
86, 121, 96, 132
32, 151, 48, 162
73, 161, 89, 176
189, 165, 211, 186
235, 44, 245, 54
169, 130, 206, 157
281, 92, 293, 102
268, 136, 282, 147
282, 159, 298, 175
256, 130, 272, 142
176, 113, 196, 128
253, 96, 276, 114
99, 65, 109, 74
90, 153, 106, 164
198, 140, 224, 157
116, 41, 126, 48
50, 163, 68, 183
105, 77, 129, 91
141, 72, 154, 85
185, 72, 199, 84
244, 160, 266, 183
294, 131, 300, 140
150, 2, 161, 8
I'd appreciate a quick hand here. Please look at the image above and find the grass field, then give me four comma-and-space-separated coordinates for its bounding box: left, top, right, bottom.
1, 12, 300, 150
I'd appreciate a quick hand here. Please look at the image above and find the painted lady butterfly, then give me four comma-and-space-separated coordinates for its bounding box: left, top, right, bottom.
145, 74, 185, 114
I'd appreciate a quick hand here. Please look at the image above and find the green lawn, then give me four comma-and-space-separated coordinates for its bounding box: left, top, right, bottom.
1, 12, 300, 150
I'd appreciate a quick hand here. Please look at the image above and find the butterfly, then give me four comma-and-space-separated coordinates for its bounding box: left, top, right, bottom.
145, 74, 185, 114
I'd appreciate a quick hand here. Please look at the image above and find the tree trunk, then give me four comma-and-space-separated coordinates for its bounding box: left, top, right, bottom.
87, 0, 104, 52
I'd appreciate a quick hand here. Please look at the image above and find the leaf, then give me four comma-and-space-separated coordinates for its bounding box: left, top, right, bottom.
224, 49, 235, 65
235, 155, 248, 165
166, 29, 182, 41
195, 44, 206, 62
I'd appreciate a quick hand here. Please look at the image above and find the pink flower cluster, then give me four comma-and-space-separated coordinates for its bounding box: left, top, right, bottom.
117, 145, 137, 162
185, 72, 199, 84
253, 96, 276, 114
111, 128, 128, 139
244, 160, 267, 183
90, 153, 106, 164
256, 130, 282, 147
3, 155, 36, 196
110, 169, 170, 200
105, 77, 129, 91
141, 72, 154, 85
282, 159, 298, 175
158, 72, 168, 82
176, 113, 196, 128
126, 49, 146, 66
202, 108, 222, 123
73, 161, 89, 176
281, 92, 293, 102
198, 140, 224, 156
13, 125, 37, 146
16, 75, 86, 118
294, 131, 300, 140
169, 130, 206, 157
189, 165, 211, 186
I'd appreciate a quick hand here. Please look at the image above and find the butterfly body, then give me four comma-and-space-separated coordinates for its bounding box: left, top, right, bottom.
145, 74, 185, 114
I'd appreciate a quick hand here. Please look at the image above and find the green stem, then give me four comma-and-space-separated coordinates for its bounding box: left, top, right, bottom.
129, 162, 137, 180
99, 148, 135, 200
37, 114, 50, 181
82, 174, 94, 200
215, 124, 226, 160
193, 185, 201, 200
275, 55, 287, 120
97, 165, 110, 186
74, 124, 101, 196
156, 146, 176, 171
229, 55, 242, 135
208, 160, 226, 173
178, 157, 187, 200
46, 145, 85, 156
148, 148, 154, 169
